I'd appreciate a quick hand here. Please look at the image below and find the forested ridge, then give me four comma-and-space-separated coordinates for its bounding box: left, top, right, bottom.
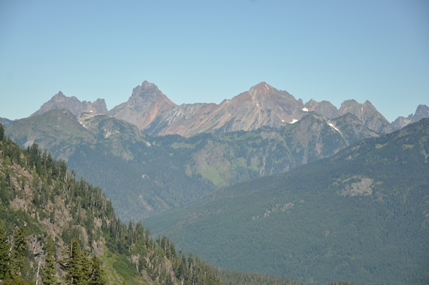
145, 118, 429, 285
0, 123, 224, 284
0, 123, 309, 284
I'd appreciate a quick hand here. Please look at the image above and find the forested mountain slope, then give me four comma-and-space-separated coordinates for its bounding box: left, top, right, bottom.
145, 118, 429, 285
0, 123, 310, 285
5, 109, 378, 220
0, 125, 226, 285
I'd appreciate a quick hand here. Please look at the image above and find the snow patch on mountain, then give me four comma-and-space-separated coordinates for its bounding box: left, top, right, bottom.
329, 123, 341, 134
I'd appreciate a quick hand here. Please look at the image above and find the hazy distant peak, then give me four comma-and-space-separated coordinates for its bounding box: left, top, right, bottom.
415, 104, 429, 119
141, 80, 157, 89
304, 99, 339, 119
340, 99, 359, 108
130, 81, 174, 102
109, 80, 176, 130
363, 100, 375, 108
249, 82, 276, 94
32, 91, 108, 117
392, 104, 429, 130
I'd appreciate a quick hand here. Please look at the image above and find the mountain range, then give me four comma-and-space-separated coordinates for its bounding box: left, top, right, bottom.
1, 80, 428, 284
3, 81, 428, 222
5, 108, 381, 221
28, 81, 427, 137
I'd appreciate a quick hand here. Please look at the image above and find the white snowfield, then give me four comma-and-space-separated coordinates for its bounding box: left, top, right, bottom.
328, 123, 341, 134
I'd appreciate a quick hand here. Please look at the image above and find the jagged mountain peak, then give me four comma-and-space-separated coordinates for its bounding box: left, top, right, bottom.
249, 82, 276, 94
109, 80, 176, 130
415, 104, 429, 119
338, 99, 393, 133
129, 81, 172, 102
53, 91, 65, 97
304, 99, 339, 119
31, 92, 108, 117
51, 91, 79, 102
29, 81, 410, 137
144, 82, 305, 137
392, 104, 429, 130
132, 81, 165, 97
142, 80, 156, 88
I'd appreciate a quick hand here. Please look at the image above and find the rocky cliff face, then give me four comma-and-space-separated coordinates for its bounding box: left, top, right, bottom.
392, 104, 429, 130
145, 82, 306, 137
298, 98, 393, 134
304, 99, 339, 119
337, 100, 394, 134
32, 91, 108, 116
109, 81, 176, 130
143, 83, 394, 137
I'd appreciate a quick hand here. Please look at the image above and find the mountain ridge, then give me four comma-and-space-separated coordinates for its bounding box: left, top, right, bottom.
5, 109, 379, 220
392, 104, 429, 130
145, 118, 429, 285
27, 81, 421, 137
108, 81, 176, 130
32, 91, 108, 117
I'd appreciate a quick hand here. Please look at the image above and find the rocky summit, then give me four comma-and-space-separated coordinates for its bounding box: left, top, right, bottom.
144, 82, 306, 137
112, 81, 398, 137
32, 91, 108, 116
108, 81, 176, 130
392, 104, 429, 130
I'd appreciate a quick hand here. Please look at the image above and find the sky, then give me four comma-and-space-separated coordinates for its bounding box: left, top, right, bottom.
0, 0, 428, 122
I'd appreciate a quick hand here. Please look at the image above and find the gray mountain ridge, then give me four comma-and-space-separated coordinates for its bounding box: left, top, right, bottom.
392, 104, 429, 130
31, 91, 108, 117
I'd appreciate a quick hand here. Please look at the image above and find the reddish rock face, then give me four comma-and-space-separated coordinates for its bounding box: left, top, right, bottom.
108, 81, 176, 130
33, 81, 404, 137
136, 82, 306, 137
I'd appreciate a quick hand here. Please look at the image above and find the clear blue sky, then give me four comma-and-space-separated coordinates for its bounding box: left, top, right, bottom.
1, 0, 428, 122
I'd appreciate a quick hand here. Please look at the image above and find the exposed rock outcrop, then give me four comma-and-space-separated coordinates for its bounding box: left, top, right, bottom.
144, 82, 305, 137
31, 91, 108, 116
392, 104, 429, 130
109, 81, 176, 130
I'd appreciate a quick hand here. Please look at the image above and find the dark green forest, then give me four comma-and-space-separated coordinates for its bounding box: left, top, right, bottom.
145, 118, 429, 285
0, 124, 223, 284
0, 123, 307, 284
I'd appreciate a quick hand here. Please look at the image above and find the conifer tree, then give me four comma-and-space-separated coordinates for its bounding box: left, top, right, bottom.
0, 123, 4, 141
11, 226, 27, 276
88, 255, 106, 285
42, 236, 57, 285
0, 221, 11, 280
82, 249, 92, 281
61, 238, 86, 285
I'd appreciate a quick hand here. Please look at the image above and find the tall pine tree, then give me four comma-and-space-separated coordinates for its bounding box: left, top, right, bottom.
0, 221, 11, 280
11, 226, 27, 276
88, 255, 106, 285
42, 236, 57, 285
0, 123, 4, 141
61, 238, 86, 285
